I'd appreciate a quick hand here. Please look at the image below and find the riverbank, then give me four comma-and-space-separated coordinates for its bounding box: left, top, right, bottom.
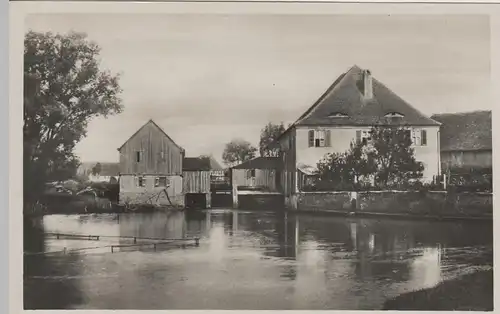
383, 269, 493, 311
293, 208, 492, 221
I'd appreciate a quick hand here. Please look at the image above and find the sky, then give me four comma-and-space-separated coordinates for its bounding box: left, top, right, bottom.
25, 14, 491, 165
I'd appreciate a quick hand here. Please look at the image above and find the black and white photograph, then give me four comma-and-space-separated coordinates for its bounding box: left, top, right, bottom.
15, 4, 493, 311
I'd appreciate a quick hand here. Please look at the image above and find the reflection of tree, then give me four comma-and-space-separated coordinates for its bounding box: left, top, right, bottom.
24, 219, 84, 309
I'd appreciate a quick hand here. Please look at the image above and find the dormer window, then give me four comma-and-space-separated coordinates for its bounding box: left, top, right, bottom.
328, 112, 348, 118
385, 112, 404, 118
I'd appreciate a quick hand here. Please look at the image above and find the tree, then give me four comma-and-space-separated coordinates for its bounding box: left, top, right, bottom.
259, 122, 286, 157
368, 126, 424, 187
315, 126, 423, 190
91, 162, 102, 176
222, 139, 257, 167
316, 141, 376, 190
24, 31, 123, 205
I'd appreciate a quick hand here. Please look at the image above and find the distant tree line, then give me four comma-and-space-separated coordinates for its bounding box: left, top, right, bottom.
221, 122, 287, 167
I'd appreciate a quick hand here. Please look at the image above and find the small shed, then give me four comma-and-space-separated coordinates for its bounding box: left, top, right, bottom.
230, 157, 282, 192
183, 156, 214, 208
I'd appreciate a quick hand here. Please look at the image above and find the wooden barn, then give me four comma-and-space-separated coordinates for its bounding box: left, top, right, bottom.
117, 119, 185, 207
183, 157, 212, 209
182, 155, 229, 208
230, 157, 283, 209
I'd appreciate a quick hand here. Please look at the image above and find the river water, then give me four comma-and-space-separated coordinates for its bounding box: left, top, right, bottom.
24, 209, 493, 310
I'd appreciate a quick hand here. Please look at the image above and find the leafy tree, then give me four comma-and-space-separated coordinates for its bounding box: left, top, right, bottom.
316, 141, 376, 190
369, 126, 424, 187
314, 126, 423, 190
24, 31, 123, 205
259, 122, 286, 157
222, 139, 257, 167
91, 162, 102, 176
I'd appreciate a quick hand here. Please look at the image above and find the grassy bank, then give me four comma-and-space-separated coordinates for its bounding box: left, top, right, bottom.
383, 269, 493, 311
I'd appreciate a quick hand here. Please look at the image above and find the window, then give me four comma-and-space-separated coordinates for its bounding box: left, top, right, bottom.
411, 129, 427, 146
246, 169, 256, 180
135, 151, 142, 162
384, 112, 405, 118
308, 129, 331, 147
137, 176, 145, 187
328, 112, 348, 118
155, 176, 168, 187
356, 130, 372, 145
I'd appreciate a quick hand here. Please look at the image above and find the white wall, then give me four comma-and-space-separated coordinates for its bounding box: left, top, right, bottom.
295, 126, 440, 182
88, 174, 113, 182
119, 175, 184, 206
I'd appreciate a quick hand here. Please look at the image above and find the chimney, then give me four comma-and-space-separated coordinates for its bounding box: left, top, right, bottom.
363, 69, 373, 100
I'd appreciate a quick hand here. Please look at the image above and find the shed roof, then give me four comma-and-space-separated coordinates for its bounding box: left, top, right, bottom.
231, 157, 282, 170
183, 156, 224, 171
431, 110, 492, 152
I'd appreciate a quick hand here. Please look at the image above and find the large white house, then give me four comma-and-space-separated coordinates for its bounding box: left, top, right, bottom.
272, 65, 441, 206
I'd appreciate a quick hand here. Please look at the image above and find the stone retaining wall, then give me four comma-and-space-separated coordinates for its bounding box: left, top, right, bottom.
297, 191, 493, 217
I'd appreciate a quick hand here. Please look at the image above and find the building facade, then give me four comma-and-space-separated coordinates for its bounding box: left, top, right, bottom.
272, 65, 441, 207
431, 110, 492, 172
117, 120, 185, 207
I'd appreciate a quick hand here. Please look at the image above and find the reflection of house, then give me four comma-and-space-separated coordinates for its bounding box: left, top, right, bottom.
270, 65, 441, 208
230, 157, 282, 192
117, 120, 185, 206
431, 110, 492, 171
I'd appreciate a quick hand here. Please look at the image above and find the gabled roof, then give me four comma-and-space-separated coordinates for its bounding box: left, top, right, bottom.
431, 110, 492, 152
231, 157, 282, 170
117, 119, 184, 152
295, 65, 440, 127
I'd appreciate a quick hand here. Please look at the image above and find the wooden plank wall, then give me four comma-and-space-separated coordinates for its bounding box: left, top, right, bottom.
232, 169, 278, 191
183, 171, 211, 194
119, 121, 183, 175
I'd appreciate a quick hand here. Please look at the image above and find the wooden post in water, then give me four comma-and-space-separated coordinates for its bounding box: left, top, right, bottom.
205, 192, 212, 209
231, 170, 238, 209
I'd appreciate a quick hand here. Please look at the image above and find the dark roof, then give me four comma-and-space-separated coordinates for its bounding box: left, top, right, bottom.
231, 157, 282, 170
295, 65, 440, 127
183, 156, 225, 171
431, 110, 492, 152
117, 119, 184, 152
183, 157, 211, 171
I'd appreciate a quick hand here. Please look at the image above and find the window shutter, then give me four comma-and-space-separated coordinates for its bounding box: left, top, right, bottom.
356, 130, 362, 144
325, 130, 331, 147
421, 129, 427, 146
308, 130, 314, 147
405, 130, 412, 142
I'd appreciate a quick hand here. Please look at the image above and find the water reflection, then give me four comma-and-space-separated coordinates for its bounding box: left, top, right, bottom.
25, 210, 493, 310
